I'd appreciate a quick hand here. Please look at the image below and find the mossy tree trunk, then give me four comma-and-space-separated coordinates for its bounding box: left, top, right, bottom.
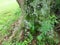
16, 0, 59, 45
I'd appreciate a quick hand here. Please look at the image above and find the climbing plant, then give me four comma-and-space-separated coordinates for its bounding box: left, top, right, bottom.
17, 0, 60, 45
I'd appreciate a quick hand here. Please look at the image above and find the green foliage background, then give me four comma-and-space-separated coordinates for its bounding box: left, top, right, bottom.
0, 0, 60, 45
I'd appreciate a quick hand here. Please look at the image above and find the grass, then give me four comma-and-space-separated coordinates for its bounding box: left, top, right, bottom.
0, 0, 21, 40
